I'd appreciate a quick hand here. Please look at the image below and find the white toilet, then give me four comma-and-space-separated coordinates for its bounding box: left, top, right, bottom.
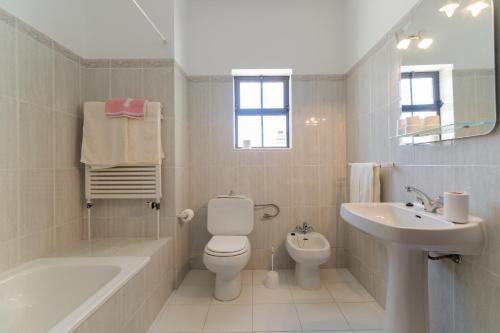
286, 231, 331, 289
203, 195, 253, 301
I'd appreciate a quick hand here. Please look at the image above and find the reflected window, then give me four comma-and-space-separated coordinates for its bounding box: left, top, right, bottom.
401, 71, 443, 116
234, 76, 290, 148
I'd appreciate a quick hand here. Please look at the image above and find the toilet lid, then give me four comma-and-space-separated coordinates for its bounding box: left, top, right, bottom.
206, 236, 248, 254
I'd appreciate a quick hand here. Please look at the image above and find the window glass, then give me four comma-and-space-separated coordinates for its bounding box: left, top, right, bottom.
400, 78, 412, 105
263, 115, 287, 147
237, 115, 262, 148
412, 77, 435, 105
239, 82, 261, 109
263, 82, 284, 109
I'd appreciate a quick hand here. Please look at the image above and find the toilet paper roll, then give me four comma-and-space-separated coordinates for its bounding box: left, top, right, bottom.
177, 209, 194, 223
444, 192, 469, 224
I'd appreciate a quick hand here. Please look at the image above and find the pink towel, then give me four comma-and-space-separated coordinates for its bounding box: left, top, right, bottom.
105, 98, 147, 119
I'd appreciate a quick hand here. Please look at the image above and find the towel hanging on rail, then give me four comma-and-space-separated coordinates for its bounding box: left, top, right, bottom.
80, 101, 164, 169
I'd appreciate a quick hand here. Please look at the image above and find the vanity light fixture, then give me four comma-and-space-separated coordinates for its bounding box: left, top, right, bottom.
418, 38, 434, 49
396, 32, 433, 50
439, 1, 460, 17
466, 0, 489, 16
397, 38, 412, 50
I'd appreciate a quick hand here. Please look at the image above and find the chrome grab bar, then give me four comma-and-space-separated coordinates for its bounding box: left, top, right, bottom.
254, 203, 280, 219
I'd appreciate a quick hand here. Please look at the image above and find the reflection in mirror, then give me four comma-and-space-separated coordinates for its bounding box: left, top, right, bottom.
396, 0, 496, 144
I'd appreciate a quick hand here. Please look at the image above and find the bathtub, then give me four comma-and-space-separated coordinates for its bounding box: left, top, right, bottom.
0, 256, 149, 333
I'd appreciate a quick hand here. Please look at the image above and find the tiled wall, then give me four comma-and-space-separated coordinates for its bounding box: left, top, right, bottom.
82, 59, 191, 284
188, 75, 347, 269
82, 58, 175, 239
344, 2, 500, 332
0, 8, 84, 272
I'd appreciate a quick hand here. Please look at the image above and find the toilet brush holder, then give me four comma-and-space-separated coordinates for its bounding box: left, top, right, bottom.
265, 270, 279, 289
264, 246, 280, 289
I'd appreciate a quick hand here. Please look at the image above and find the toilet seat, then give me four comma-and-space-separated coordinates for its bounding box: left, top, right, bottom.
205, 236, 249, 257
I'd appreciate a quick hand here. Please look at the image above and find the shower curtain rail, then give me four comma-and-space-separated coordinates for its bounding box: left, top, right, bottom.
131, 0, 167, 44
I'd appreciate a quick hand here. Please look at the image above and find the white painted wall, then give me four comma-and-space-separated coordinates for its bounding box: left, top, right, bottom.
186, 0, 347, 75
344, 0, 419, 70
83, 0, 173, 59
0, 0, 86, 55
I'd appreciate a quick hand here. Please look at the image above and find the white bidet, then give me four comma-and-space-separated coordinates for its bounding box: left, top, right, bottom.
286, 232, 331, 289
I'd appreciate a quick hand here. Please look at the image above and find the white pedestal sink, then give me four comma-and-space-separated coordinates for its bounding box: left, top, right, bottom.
341, 203, 484, 333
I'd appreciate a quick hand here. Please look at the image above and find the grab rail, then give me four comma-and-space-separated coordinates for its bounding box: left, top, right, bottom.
254, 203, 280, 219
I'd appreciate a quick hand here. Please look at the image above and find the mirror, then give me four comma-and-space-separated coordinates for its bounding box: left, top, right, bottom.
396, 0, 496, 144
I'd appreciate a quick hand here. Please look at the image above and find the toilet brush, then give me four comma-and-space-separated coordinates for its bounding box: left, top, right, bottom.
264, 247, 280, 289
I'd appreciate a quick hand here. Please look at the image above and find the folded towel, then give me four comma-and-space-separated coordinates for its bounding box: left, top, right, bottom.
105, 98, 147, 119
349, 163, 380, 203
81, 102, 164, 169
128, 102, 165, 166
81, 102, 128, 169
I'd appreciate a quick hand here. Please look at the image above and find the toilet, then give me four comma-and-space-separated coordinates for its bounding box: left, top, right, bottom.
286, 231, 331, 289
203, 195, 253, 301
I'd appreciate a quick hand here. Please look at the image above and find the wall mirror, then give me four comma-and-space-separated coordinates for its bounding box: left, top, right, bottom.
395, 0, 496, 144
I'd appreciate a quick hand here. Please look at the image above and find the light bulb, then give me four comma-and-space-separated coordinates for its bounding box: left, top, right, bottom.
397, 38, 411, 50
439, 2, 460, 17
418, 38, 434, 49
466, 1, 489, 17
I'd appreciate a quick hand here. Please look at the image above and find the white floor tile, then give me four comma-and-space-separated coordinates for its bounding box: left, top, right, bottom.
182, 270, 215, 287
339, 301, 385, 330
290, 285, 333, 303
203, 304, 252, 332
149, 304, 209, 333
169, 283, 214, 304
253, 269, 292, 286
326, 281, 374, 302
212, 284, 252, 305
253, 304, 301, 332
296, 303, 350, 331
241, 270, 252, 285
320, 268, 356, 284
253, 284, 293, 303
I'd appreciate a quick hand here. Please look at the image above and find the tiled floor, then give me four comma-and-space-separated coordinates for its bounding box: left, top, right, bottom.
149, 269, 384, 333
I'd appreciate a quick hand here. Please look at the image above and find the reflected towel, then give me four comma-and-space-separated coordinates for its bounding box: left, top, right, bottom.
349, 163, 380, 203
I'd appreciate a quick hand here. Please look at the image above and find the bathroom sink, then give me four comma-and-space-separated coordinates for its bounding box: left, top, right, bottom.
340, 202, 484, 254
340, 202, 484, 333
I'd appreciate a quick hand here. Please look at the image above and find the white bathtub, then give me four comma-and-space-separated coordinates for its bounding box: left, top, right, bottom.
0, 256, 149, 333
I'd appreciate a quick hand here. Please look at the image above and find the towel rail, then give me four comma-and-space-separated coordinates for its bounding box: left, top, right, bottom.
254, 203, 280, 219
85, 165, 162, 240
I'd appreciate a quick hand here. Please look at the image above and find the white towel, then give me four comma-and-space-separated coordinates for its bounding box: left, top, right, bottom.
81, 102, 128, 169
128, 102, 164, 165
81, 102, 164, 169
349, 163, 380, 203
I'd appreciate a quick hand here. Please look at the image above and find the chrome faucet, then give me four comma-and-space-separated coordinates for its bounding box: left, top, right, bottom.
405, 186, 444, 213
295, 222, 314, 234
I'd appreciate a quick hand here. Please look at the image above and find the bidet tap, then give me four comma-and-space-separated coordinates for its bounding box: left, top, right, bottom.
295, 222, 314, 234
405, 186, 443, 213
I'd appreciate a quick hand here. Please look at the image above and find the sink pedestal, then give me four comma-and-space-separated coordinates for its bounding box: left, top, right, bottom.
385, 244, 429, 333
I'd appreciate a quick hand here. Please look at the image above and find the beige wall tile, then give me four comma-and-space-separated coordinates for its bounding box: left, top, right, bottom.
18, 29, 53, 107
0, 15, 16, 98
0, 97, 17, 168
19, 103, 54, 169
84, 68, 109, 102
55, 51, 80, 114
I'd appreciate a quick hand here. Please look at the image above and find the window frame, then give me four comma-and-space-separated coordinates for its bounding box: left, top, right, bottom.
234, 75, 290, 149
401, 71, 443, 114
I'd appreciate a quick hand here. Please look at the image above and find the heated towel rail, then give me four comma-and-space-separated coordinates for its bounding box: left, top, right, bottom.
85, 165, 162, 240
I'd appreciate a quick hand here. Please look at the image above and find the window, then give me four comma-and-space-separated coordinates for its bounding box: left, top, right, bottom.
234, 76, 290, 148
400, 71, 443, 117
